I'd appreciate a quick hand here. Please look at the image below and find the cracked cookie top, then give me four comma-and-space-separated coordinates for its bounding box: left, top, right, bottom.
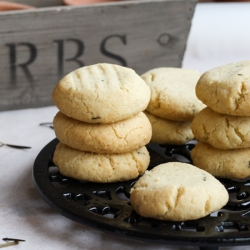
191, 141, 250, 179
53, 142, 150, 183
141, 67, 205, 122
52, 63, 151, 123
130, 162, 228, 221
192, 107, 250, 149
196, 60, 250, 116
144, 111, 193, 145
53, 111, 152, 154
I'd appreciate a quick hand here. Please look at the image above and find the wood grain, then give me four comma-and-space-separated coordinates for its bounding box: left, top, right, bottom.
0, 0, 196, 111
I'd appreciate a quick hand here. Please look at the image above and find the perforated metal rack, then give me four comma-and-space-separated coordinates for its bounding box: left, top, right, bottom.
33, 139, 250, 250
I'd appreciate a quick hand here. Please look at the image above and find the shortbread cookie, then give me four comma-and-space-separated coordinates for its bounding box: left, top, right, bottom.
53, 111, 152, 154
141, 67, 205, 121
196, 60, 250, 116
191, 141, 250, 179
192, 107, 250, 149
130, 162, 228, 221
53, 142, 150, 183
52, 63, 150, 123
144, 111, 193, 144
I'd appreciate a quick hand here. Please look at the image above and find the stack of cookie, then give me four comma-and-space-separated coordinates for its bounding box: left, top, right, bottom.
191, 60, 250, 179
140, 67, 206, 145
51, 63, 152, 183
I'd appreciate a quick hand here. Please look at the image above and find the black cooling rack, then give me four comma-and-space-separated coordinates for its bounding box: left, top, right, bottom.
32, 138, 250, 250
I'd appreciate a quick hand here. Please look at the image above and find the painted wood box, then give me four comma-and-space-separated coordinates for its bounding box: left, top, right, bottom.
0, 0, 196, 111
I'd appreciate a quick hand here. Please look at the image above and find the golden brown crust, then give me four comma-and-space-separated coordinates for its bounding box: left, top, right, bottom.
130, 162, 228, 221
52, 63, 150, 123
192, 107, 250, 149
53, 142, 150, 183
53, 111, 152, 154
191, 141, 250, 179
144, 111, 193, 144
196, 60, 250, 116
141, 67, 205, 121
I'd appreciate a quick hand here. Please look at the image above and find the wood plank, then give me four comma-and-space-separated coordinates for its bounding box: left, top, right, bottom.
0, 0, 196, 111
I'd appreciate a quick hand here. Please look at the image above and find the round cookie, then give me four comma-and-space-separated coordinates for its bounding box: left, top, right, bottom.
191, 141, 250, 179
141, 67, 205, 121
144, 111, 193, 145
52, 63, 151, 123
53, 142, 150, 183
53, 111, 152, 154
192, 107, 250, 149
130, 162, 228, 221
196, 60, 250, 116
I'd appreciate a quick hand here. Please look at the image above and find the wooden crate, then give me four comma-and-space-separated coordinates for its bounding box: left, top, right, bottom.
0, 0, 196, 111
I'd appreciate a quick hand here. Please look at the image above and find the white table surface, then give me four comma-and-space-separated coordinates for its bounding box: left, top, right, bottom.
1, 2, 250, 250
